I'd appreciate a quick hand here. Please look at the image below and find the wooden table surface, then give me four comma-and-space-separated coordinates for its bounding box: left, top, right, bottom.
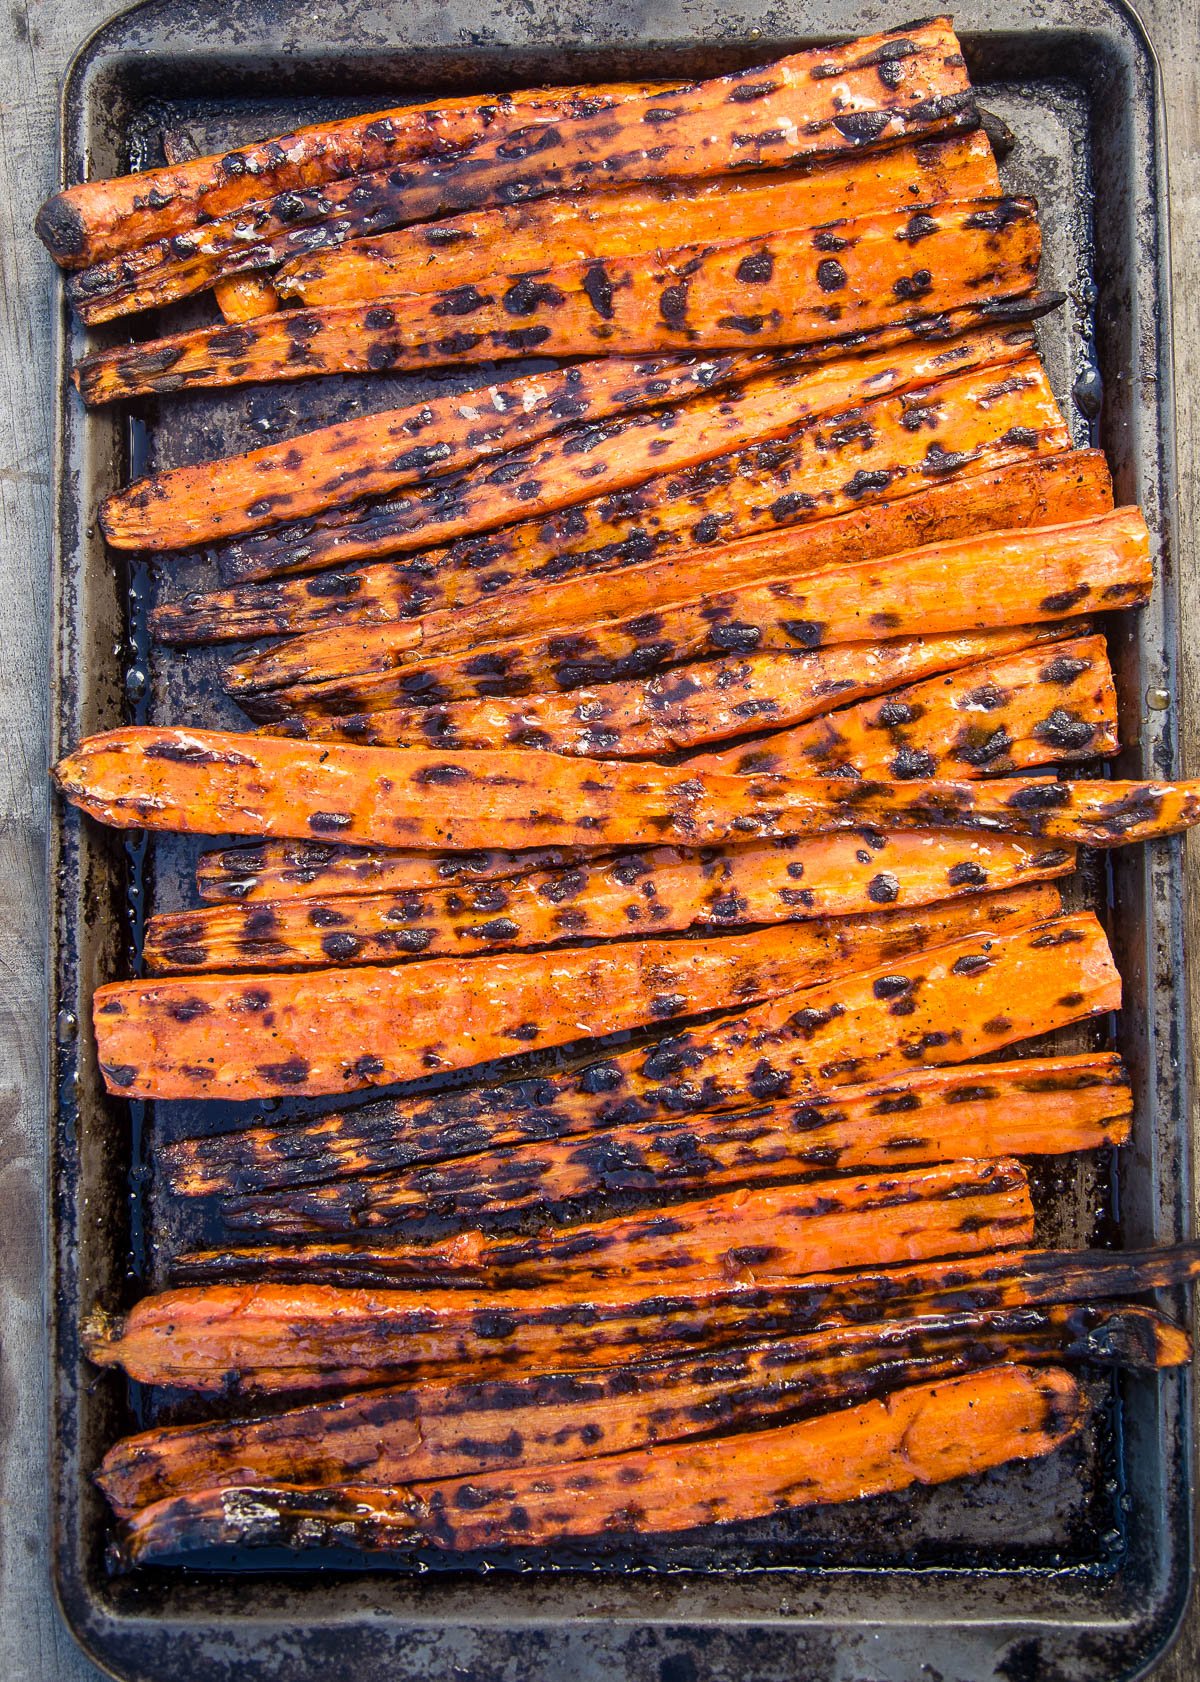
1, 2, 1196, 1677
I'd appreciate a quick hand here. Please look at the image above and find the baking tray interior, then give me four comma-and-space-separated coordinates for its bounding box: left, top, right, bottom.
48, 2, 1191, 1678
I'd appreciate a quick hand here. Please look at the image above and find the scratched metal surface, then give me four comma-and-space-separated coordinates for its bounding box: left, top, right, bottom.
33, 0, 1194, 1678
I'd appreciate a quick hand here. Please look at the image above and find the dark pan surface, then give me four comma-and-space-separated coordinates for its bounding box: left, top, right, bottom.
47, 1, 1191, 1677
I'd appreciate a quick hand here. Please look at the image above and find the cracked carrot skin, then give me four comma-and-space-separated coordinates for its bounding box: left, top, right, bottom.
112, 1365, 1088, 1564
94, 890, 1059, 1102
113, 321, 1038, 572
278, 130, 1001, 308
152, 444, 1113, 647
232, 507, 1146, 716
695, 633, 1119, 780
75, 127, 1000, 325
102, 348, 811, 552
36, 79, 673, 268
281, 623, 1090, 759
144, 828, 1076, 976
100, 1303, 1170, 1522
54, 729, 1199, 851
164, 1039, 1118, 1200
194, 839, 600, 904
203, 339, 1071, 592
73, 196, 1038, 404
196, 1158, 1041, 1291
226, 1058, 1128, 1237
86, 1245, 1200, 1394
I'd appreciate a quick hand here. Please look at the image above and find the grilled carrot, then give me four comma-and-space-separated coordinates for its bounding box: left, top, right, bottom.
113, 1366, 1087, 1564
201, 338, 1070, 592
108, 320, 1034, 555
55, 730, 1196, 852
195, 840, 598, 904
91, 905, 1115, 1103
99, 1303, 1172, 1521
229, 508, 1146, 716
213, 274, 279, 321
95, 890, 1060, 1102
47, 22, 971, 273
86, 1245, 1200, 1392
144, 829, 1076, 976
276, 624, 1095, 759
74, 128, 1000, 324
278, 130, 1001, 308
152, 448, 1114, 646
155, 128, 282, 324
162, 1043, 1116, 1200
193, 1159, 1046, 1290
695, 634, 1118, 779
103, 349, 803, 552
176, 1160, 1034, 1296
223, 1061, 1127, 1236
73, 197, 1039, 403
36, 80, 670, 268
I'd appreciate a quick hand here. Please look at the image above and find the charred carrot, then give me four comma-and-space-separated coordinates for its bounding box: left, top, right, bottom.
162, 1044, 1115, 1200
144, 829, 1076, 976
99, 1303, 1171, 1521
107, 321, 1034, 555
102, 349, 806, 552
73, 197, 1039, 403
278, 130, 1001, 308
278, 624, 1093, 758
86, 1245, 1200, 1392
695, 634, 1118, 779
94, 891, 1061, 1102
75, 128, 1000, 324
195, 839, 598, 904
36, 79, 671, 268
223, 1060, 1127, 1236
55, 731, 1196, 852
186, 1160, 1042, 1291
152, 449, 1114, 646
228, 508, 1146, 716
112, 1366, 1087, 1564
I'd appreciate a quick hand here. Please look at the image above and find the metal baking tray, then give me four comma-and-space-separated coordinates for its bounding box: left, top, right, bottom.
46, 0, 1191, 1677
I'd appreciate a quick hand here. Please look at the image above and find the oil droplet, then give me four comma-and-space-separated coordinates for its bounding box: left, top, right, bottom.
1146, 687, 1170, 711
56, 1009, 78, 1041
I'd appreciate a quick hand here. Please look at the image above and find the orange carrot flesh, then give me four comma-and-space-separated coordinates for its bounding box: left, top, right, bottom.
224, 1063, 1128, 1237
54, 729, 1196, 852
213, 274, 280, 322
230, 508, 1145, 716
73, 197, 1038, 404
86, 1245, 1200, 1393
162, 1044, 1115, 1200
113, 1366, 1087, 1563
102, 349, 804, 551
36, 80, 670, 268
695, 633, 1118, 779
279, 623, 1092, 758
144, 829, 1076, 976
93, 890, 1062, 1101
150, 449, 1115, 647
278, 131, 1001, 307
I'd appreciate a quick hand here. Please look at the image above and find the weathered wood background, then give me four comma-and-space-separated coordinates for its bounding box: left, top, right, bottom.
0, 1, 1195, 1676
